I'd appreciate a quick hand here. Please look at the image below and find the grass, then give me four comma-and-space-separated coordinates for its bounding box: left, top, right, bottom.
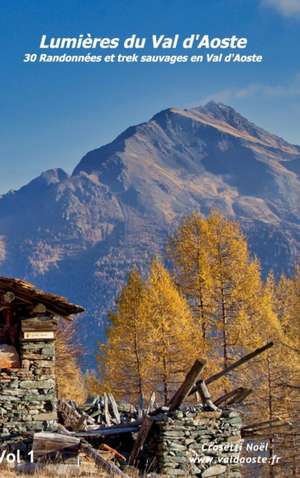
0, 464, 109, 477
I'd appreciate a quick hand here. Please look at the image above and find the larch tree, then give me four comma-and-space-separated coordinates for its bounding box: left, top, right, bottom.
205, 211, 278, 367
241, 273, 299, 478
142, 259, 203, 404
168, 211, 278, 370
100, 269, 154, 404
269, 270, 300, 478
166, 212, 215, 343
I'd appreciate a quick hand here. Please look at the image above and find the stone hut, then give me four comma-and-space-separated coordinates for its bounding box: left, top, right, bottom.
0, 277, 84, 436
143, 407, 242, 477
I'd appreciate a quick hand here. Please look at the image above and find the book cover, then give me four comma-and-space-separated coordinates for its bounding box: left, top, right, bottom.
0, 1, 299, 477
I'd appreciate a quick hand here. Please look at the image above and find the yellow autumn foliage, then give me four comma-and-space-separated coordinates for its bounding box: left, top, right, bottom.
55, 324, 87, 404
100, 263, 203, 405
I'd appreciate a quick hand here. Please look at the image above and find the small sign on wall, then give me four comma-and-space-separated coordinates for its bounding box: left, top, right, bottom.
23, 331, 55, 340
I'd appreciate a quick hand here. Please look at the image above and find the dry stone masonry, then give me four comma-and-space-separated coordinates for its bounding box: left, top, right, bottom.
145, 407, 242, 477
0, 336, 57, 436
0, 276, 84, 439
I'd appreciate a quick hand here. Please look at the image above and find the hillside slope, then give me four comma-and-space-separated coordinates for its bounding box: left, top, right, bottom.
1, 102, 300, 365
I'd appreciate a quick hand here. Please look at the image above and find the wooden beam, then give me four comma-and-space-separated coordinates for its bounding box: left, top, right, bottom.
229, 388, 252, 405
215, 387, 244, 407
33, 432, 80, 463
214, 387, 252, 407
22, 318, 58, 331
108, 393, 121, 424
198, 380, 219, 411
57, 400, 83, 431
104, 393, 112, 426
128, 416, 153, 466
168, 359, 206, 411
146, 392, 156, 414
189, 342, 274, 396
73, 423, 140, 438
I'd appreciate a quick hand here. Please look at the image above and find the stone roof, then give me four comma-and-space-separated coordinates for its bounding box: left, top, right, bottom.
0, 276, 84, 317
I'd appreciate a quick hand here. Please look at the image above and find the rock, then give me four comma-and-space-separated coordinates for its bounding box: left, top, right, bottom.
34, 412, 57, 421
145, 408, 242, 476
202, 464, 227, 477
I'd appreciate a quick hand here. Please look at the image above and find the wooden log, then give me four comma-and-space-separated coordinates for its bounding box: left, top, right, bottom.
33, 432, 80, 463
198, 380, 219, 411
58, 400, 82, 431
22, 317, 58, 331
108, 393, 121, 424
137, 395, 144, 419
146, 392, 156, 414
214, 387, 252, 407
128, 416, 153, 466
80, 439, 130, 477
104, 393, 112, 426
189, 342, 274, 396
74, 424, 140, 438
168, 359, 206, 411
228, 388, 252, 405
215, 387, 244, 407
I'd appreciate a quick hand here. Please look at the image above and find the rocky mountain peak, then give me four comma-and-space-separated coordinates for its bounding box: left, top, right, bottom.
1, 104, 300, 365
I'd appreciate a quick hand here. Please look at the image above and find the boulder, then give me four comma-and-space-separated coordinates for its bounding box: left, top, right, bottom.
202, 464, 227, 477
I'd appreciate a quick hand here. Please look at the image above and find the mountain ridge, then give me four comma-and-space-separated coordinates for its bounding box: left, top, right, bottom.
1, 102, 300, 366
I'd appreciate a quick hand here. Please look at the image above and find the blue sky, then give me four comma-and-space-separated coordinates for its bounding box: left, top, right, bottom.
0, 0, 300, 193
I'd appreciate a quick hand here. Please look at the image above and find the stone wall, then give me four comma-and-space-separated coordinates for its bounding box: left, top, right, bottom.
145, 407, 242, 477
0, 338, 57, 436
